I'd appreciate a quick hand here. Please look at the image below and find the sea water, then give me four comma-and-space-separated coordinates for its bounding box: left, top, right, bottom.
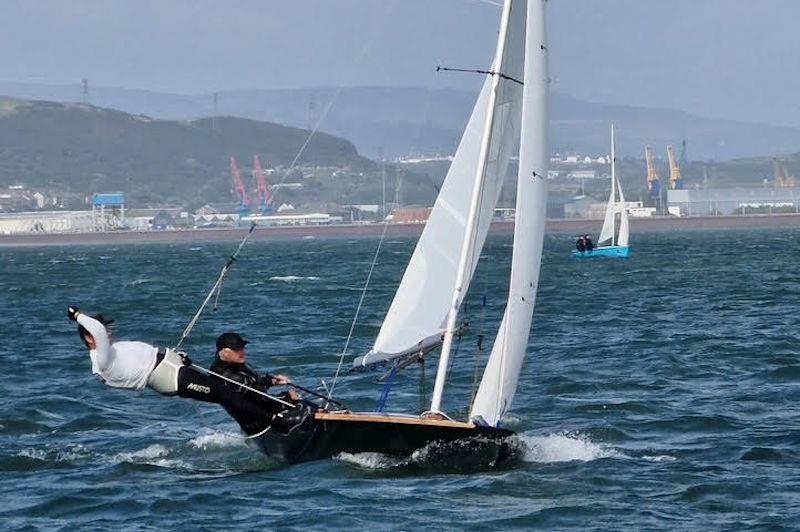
0, 229, 798, 530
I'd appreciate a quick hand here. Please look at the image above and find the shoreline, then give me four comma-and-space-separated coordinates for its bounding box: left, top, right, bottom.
2, 214, 800, 247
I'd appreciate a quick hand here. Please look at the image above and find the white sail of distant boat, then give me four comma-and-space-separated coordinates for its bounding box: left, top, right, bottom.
598, 124, 628, 246
575, 124, 630, 258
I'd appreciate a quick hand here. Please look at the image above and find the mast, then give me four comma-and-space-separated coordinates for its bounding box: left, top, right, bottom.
429, 0, 516, 415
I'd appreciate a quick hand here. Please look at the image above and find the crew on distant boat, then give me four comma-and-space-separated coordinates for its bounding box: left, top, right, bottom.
584, 234, 595, 252
209, 332, 310, 435
575, 235, 586, 252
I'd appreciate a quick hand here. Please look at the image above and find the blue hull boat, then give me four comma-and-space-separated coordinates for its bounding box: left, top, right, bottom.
571, 246, 629, 258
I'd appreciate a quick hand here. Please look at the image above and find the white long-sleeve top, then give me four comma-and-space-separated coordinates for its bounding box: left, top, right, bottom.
77, 314, 158, 390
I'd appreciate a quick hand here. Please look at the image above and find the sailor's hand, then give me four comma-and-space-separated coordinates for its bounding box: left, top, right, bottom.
179, 352, 192, 366
287, 389, 300, 402
272, 374, 291, 386
67, 306, 80, 321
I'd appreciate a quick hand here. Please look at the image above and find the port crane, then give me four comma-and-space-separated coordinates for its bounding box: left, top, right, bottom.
773, 159, 796, 188
252, 155, 274, 214
229, 156, 250, 214
667, 145, 683, 190
645, 146, 661, 203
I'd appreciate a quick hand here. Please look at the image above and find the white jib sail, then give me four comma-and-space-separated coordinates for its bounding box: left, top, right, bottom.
617, 164, 630, 247
470, 0, 548, 427
356, 3, 525, 368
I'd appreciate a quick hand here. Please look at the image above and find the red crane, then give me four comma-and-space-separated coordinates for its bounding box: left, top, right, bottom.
253, 154, 273, 213
229, 156, 249, 210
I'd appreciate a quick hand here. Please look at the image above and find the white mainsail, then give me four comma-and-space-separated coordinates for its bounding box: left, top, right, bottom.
597, 189, 617, 246
355, 1, 525, 368
597, 124, 618, 246
470, 0, 548, 427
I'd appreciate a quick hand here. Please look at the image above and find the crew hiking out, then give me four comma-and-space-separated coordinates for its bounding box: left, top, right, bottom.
69, 307, 309, 433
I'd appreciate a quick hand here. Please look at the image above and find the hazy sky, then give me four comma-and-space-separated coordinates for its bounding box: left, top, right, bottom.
2, 0, 799, 127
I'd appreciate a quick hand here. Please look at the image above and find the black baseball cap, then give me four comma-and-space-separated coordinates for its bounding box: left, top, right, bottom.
216, 332, 248, 351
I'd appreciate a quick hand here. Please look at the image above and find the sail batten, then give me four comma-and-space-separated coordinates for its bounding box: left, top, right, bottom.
470, 0, 548, 427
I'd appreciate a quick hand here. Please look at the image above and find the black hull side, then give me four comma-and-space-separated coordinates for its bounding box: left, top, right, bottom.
249, 413, 514, 465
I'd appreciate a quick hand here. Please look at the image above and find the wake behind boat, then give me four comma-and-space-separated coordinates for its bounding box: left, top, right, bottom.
573, 124, 630, 258
244, 0, 550, 465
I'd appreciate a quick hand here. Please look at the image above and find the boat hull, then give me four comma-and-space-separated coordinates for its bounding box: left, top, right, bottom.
247, 411, 515, 465
571, 245, 629, 258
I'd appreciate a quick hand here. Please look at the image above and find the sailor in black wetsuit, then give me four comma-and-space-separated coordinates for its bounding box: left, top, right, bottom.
208, 332, 307, 435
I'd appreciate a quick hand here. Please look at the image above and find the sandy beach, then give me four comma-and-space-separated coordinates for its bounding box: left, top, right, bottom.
1, 214, 799, 247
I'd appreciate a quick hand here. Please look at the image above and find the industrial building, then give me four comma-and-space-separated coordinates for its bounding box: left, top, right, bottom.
667, 188, 800, 216
0, 210, 96, 234
91, 193, 126, 231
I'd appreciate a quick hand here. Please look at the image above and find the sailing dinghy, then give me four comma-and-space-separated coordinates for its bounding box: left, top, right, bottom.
250, 0, 549, 464
572, 124, 630, 258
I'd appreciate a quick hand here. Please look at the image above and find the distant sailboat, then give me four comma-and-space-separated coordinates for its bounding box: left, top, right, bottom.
250, 0, 550, 464
573, 124, 630, 258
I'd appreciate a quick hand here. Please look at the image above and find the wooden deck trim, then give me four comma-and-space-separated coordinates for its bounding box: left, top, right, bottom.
314, 411, 476, 429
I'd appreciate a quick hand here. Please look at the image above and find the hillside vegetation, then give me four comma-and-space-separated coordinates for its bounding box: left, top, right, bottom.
0, 97, 370, 206
0, 96, 797, 211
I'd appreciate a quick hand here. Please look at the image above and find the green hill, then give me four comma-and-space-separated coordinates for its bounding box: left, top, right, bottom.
0, 97, 370, 206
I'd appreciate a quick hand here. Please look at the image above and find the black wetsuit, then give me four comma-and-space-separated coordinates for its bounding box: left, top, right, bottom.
172, 358, 285, 435
585, 237, 595, 251
576, 238, 586, 252
207, 358, 287, 435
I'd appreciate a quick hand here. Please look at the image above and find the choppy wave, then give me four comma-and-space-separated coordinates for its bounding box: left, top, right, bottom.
114, 443, 169, 462
16, 444, 92, 463
641, 454, 677, 463
518, 432, 624, 463
111, 444, 191, 470
269, 275, 321, 282
189, 431, 246, 450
